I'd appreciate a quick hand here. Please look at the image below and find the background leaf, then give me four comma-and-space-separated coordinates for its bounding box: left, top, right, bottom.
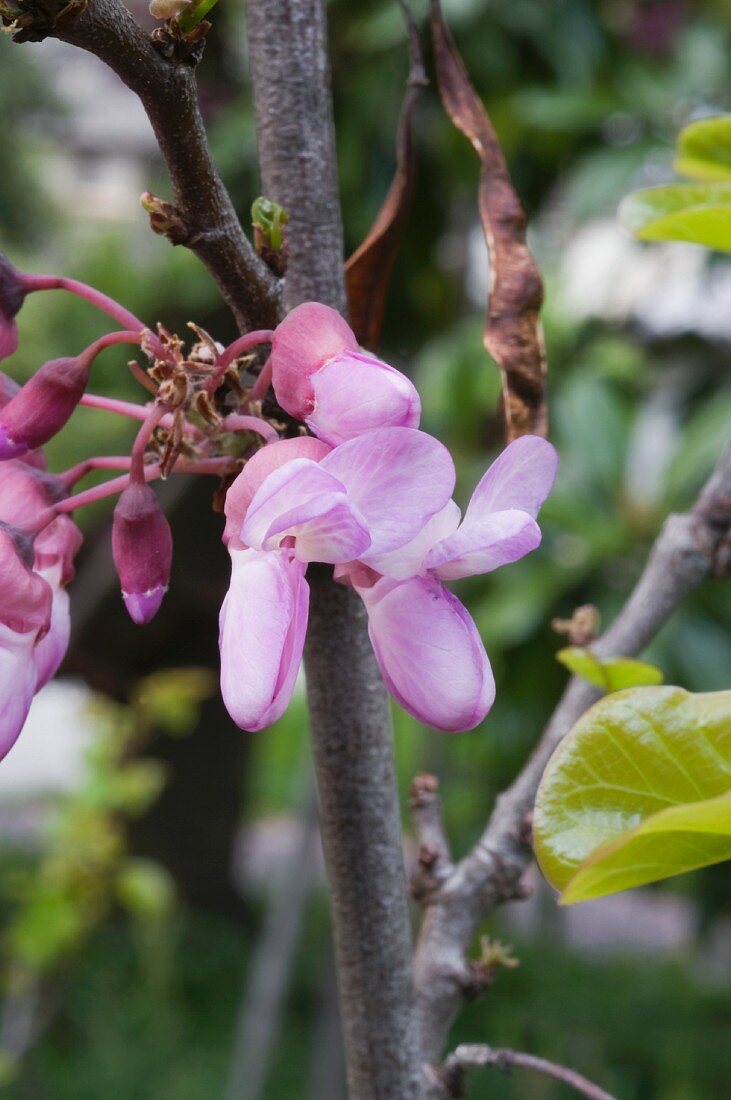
533, 687, 731, 900
674, 115, 731, 181
557, 646, 664, 692
619, 183, 731, 250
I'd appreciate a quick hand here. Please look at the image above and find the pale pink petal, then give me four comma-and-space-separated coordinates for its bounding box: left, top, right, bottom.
365, 500, 461, 580
306, 352, 421, 445
224, 437, 331, 549
271, 303, 357, 418
321, 427, 456, 557
0, 623, 37, 760
425, 509, 541, 580
33, 571, 70, 690
358, 575, 495, 732
465, 436, 558, 522
242, 458, 370, 563
219, 548, 308, 732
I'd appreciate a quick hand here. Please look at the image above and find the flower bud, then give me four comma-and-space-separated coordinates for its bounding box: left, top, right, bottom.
0, 354, 92, 459
0, 254, 27, 363
270, 302, 420, 446
112, 481, 173, 625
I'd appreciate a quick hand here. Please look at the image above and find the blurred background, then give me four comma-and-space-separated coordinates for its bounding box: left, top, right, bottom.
0, 0, 730, 1096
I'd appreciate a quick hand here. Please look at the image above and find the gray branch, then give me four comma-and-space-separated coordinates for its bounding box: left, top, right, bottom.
16, 0, 279, 331
414, 443, 731, 1063
247, 2, 422, 1097
430, 1043, 618, 1100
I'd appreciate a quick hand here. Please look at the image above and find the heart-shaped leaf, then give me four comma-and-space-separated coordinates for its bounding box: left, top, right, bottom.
556, 646, 663, 692
674, 115, 731, 182
619, 183, 731, 251
533, 687, 731, 903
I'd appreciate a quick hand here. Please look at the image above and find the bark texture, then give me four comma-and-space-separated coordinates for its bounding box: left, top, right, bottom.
247, 3, 422, 1097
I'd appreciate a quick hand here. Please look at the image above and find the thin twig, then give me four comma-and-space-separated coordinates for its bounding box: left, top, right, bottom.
431, 1043, 617, 1100
410, 774, 454, 901
11, 0, 279, 331
414, 443, 731, 1063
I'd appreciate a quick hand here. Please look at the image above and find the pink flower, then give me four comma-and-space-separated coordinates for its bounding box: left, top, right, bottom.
218, 427, 557, 734
270, 303, 421, 446
219, 427, 456, 730
348, 436, 559, 731
0, 460, 82, 759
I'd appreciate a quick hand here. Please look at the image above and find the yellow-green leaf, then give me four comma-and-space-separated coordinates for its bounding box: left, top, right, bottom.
533, 687, 731, 902
561, 791, 731, 904
557, 646, 663, 692
619, 183, 731, 251
674, 116, 731, 182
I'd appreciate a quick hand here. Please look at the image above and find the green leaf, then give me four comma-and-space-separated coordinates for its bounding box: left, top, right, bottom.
533, 687, 731, 903
561, 791, 731, 904
557, 646, 664, 692
619, 183, 731, 251
674, 116, 731, 181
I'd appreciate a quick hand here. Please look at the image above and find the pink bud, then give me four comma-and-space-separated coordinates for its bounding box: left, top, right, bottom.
0, 255, 27, 364
0, 355, 93, 459
270, 303, 357, 419
270, 302, 420, 445
112, 481, 173, 624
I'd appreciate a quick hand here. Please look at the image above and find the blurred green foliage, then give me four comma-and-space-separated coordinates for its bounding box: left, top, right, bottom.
3, 910, 730, 1099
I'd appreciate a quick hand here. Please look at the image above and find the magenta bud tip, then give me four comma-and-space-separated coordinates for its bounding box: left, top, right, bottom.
0, 425, 28, 461
121, 584, 167, 625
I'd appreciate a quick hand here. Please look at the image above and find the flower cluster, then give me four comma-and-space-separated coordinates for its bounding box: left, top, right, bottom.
0, 254, 556, 759
221, 304, 557, 732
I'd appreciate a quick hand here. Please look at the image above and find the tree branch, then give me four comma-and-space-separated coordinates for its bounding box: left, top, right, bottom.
11, 0, 279, 331
246, 2, 422, 1097
414, 443, 731, 1062
430, 1043, 618, 1100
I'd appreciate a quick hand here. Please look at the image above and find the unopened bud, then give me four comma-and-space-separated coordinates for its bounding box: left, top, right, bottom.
0, 354, 93, 460
0, 254, 27, 363
271, 302, 421, 445
112, 481, 173, 625
140, 191, 189, 245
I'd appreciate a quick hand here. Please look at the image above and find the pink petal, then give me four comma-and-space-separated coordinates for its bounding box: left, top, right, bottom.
0, 526, 52, 635
271, 303, 357, 419
219, 548, 308, 732
306, 352, 421, 446
242, 458, 371, 563
365, 500, 461, 580
0, 623, 37, 760
425, 509, 541, 580
465, 436, 558, 522
33, 571, 70, 690
358, 574, 495, 732
224, 436, 331, 549
321, 427, 456, 557
0, 320, 18, 364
